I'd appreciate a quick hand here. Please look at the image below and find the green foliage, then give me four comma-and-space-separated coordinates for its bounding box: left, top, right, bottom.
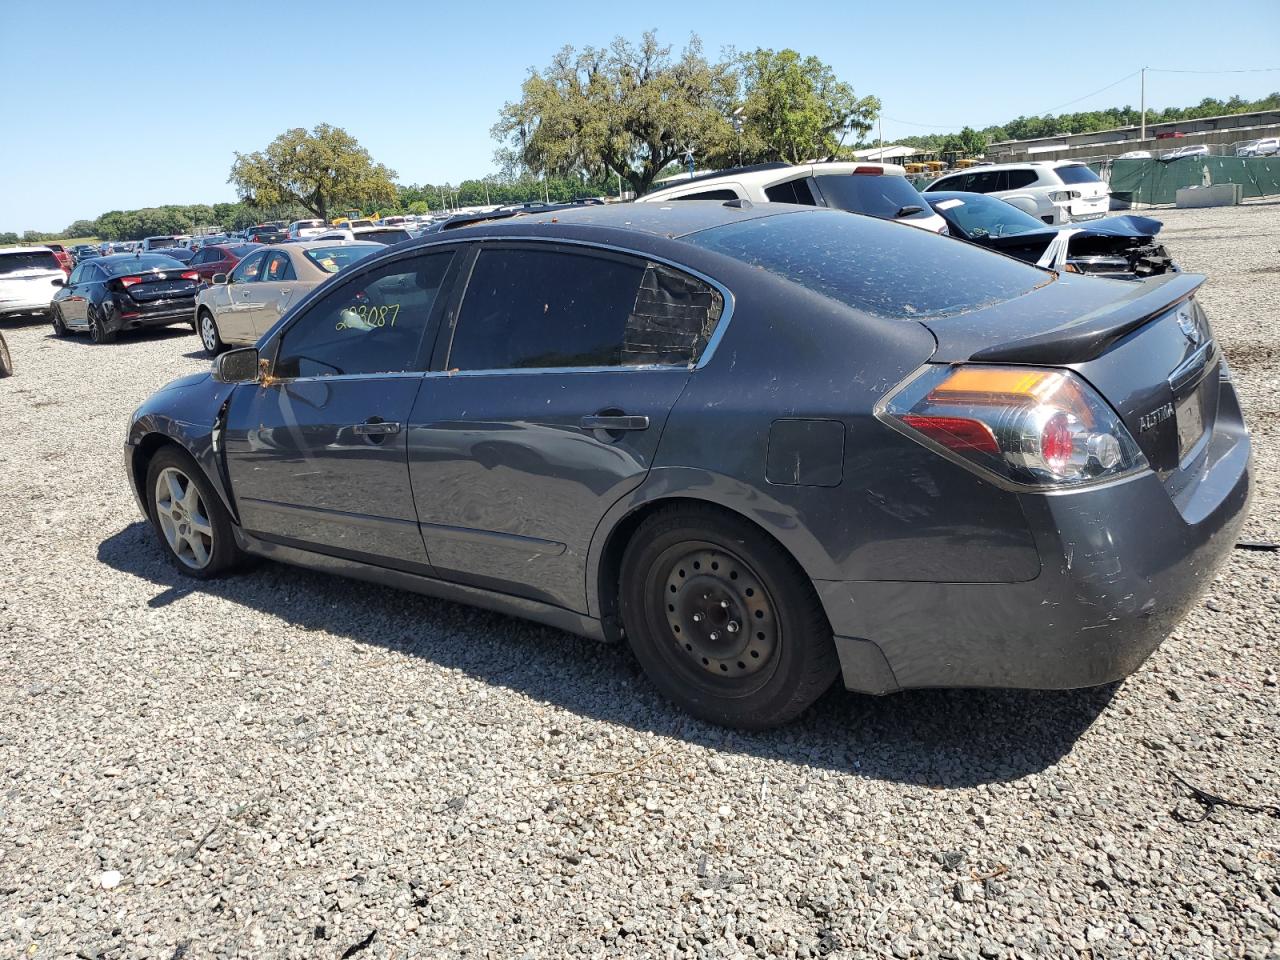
892, 92, 1280, 153
0, 232, 20, 244
728, 48, 878, 165
494, 32, 737, 196
228, 124, 398, 222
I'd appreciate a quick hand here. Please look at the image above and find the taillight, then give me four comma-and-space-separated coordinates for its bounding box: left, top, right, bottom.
878, 365, 1146, 489
119, 276, 143, 287
181, 271, 198, 281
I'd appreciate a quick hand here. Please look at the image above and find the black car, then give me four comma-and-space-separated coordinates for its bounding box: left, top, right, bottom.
71, 244, 100, 264
124, 202, 1249, 728
51, 253, 200, 343
925, 191, 1177, 278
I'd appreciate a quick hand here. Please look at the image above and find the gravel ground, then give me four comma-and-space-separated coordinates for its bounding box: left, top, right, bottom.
2, 204, 1278, 960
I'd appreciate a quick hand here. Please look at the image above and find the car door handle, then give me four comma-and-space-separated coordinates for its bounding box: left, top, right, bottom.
353, 419, 401, 436
580, 415, 650, 432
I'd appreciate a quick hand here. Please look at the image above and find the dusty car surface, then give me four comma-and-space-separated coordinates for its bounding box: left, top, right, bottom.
193, 240, 382, 355
925, 191, 1177, 277
124, 202, 1251, 728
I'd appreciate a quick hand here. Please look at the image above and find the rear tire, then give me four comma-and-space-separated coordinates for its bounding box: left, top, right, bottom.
51, 306, 69, 338
88, 306, 117, 344
144, 445, 246, 579
197, 308, 225, 356
618, 505, 839, 729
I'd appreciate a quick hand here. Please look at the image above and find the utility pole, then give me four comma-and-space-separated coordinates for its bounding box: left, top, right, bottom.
1140, 67, 1147, 142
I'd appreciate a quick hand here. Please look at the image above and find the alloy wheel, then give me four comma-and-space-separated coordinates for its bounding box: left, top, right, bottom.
200, 313, 219, 352
153, 467, 214, 569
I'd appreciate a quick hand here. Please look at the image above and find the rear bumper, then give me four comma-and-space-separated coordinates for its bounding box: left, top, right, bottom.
821, 376, 1252, 694
107, 300, 196, 332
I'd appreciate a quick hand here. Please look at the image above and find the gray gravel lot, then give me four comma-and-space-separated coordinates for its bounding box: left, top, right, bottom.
2, 204, 1278, 959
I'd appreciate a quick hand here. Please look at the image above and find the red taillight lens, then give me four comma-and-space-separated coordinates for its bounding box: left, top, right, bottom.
119, 276, 143, 287
181, 271, 199, 281
879, 365, 1146, 489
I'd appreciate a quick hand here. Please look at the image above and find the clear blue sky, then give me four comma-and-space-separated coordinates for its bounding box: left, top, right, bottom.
3, 0, 1278, 233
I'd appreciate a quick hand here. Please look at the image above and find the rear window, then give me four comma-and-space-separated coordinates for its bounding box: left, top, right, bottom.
103, 255, 185, 275
228, 244, 260, 257
357, 229, 411, 245
685, 209, 1049, 321
813, 173, 928, 219
1055, 165, 1102, 185
0, 251, 60, 274
304, 244, 380, 274
146, 237, 178, 248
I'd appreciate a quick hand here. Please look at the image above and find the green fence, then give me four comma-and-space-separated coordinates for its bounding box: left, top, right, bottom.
1100, 156, 1280, 205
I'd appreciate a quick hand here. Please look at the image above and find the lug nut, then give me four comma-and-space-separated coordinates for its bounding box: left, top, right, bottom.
709, 631, 720, 641
720, 600, 729, 608
692, 613, 703, 622
727, 621, 739, 633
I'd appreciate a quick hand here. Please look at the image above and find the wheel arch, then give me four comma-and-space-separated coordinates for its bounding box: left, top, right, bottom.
590, 489, 829, 642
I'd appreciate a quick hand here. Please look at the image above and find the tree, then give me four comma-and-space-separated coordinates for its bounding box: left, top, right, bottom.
493, 32, 736, 196
63, 219, 97, 238
228, 124, 397, 222
730, 48, 877, 165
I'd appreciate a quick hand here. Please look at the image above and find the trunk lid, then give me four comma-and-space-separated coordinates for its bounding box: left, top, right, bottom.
925, 271, 1215, 477
115, 270, 198, 302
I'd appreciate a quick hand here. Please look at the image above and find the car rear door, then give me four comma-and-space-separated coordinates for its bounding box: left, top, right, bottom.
407, 241, 725, 612
221, 248, 462, 569
220, 250, 267, 343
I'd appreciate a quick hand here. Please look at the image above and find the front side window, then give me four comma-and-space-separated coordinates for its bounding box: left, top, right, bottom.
231, 251, 266, 283
68, 265, 85, 284
448, 247, 723, 371
273, 251, 456, 379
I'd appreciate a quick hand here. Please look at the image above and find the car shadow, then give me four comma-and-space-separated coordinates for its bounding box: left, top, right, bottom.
98, 522, 1117, 787
49, 325, 195, 347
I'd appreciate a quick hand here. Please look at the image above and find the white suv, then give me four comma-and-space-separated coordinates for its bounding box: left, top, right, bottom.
924, 161, 1110, 225
0, 247, 65, 320
1237, 137, 1279, 157
636, 162, 949, 233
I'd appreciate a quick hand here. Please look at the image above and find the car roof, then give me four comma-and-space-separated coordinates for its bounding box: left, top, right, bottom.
0, 245, 55, 254
288, 239, 383, 250
439, 199, 802, 241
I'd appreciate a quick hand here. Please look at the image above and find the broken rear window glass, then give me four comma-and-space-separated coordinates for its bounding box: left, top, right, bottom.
685, 209, 1050, 321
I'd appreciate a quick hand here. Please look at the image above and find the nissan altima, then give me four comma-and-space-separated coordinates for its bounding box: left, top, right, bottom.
123, 202, 1251, 728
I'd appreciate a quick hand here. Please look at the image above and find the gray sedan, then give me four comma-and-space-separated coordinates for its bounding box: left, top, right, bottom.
124, 202, 1250, 728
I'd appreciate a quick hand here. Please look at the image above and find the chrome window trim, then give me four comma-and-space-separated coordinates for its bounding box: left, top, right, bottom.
439, 235, 735, 374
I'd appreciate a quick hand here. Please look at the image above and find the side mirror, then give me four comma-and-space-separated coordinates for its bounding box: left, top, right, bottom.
211, 273, 228, 285
212, 347, 260, 384
51, 278, 65, 287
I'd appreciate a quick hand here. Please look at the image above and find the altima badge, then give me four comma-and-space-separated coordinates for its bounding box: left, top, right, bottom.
1139, 402, 1175, 432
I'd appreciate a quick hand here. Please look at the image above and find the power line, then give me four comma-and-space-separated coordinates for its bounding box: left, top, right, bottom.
1040, 69, 1141, 115
1148, 66, 1280, 74
883, 116, 957, 129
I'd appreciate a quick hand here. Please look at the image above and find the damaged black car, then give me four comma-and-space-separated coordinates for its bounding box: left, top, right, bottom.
926, 191, 1177, 278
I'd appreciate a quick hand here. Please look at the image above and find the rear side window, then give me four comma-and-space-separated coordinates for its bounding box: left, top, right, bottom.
263, 252, 296, 281
1006, 169, 1038, 189
0, 251, 60, 273
1055, 165, 1101, 185
449, 247, 723, 371
812, 173, 928, 218
764, 179, 817, 205
687, 209, 1048, 321
669, 189, 739, 202
967, 170, 1006, 193
274, 251, 456, 379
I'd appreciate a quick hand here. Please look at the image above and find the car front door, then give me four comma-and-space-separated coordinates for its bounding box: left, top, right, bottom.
221, 248, 461, 569
59, 264, 88, 324
218, 250, 266, 344
407, 242, 725, 612
249, 250, 300, 335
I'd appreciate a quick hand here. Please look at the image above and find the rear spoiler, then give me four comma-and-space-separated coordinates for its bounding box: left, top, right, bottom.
969, 272, 1206, 365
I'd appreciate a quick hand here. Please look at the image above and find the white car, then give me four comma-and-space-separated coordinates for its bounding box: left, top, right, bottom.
636, 161, 949, 234
1160, 144, 1210, 161
0, 247, 64, 320
924, 160, 1110, 226
287, 219, 328, 240
311, 225, 413, 245
1118, 150, 1152, 159
1236, 137, 1279, 157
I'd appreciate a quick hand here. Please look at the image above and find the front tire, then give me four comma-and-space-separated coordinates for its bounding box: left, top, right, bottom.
88, 306, 117, 344
145, 446, 246, 578
618, 505, 839, 729
0, 333, 12, 377
51, 306, 69, 338
197, 308, 225, 356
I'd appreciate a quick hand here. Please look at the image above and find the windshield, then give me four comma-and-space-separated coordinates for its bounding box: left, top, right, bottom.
685, 209, 1048, 321
928, 193, 1046, 239
104, 255, 185, 275
1055, 165, 1101, 185
304, 244, 380, 274
0, 251, 60, 274
813, 173, 931, 220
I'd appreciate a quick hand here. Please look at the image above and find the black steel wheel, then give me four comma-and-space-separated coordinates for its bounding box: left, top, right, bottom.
619, 505, 839, 729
